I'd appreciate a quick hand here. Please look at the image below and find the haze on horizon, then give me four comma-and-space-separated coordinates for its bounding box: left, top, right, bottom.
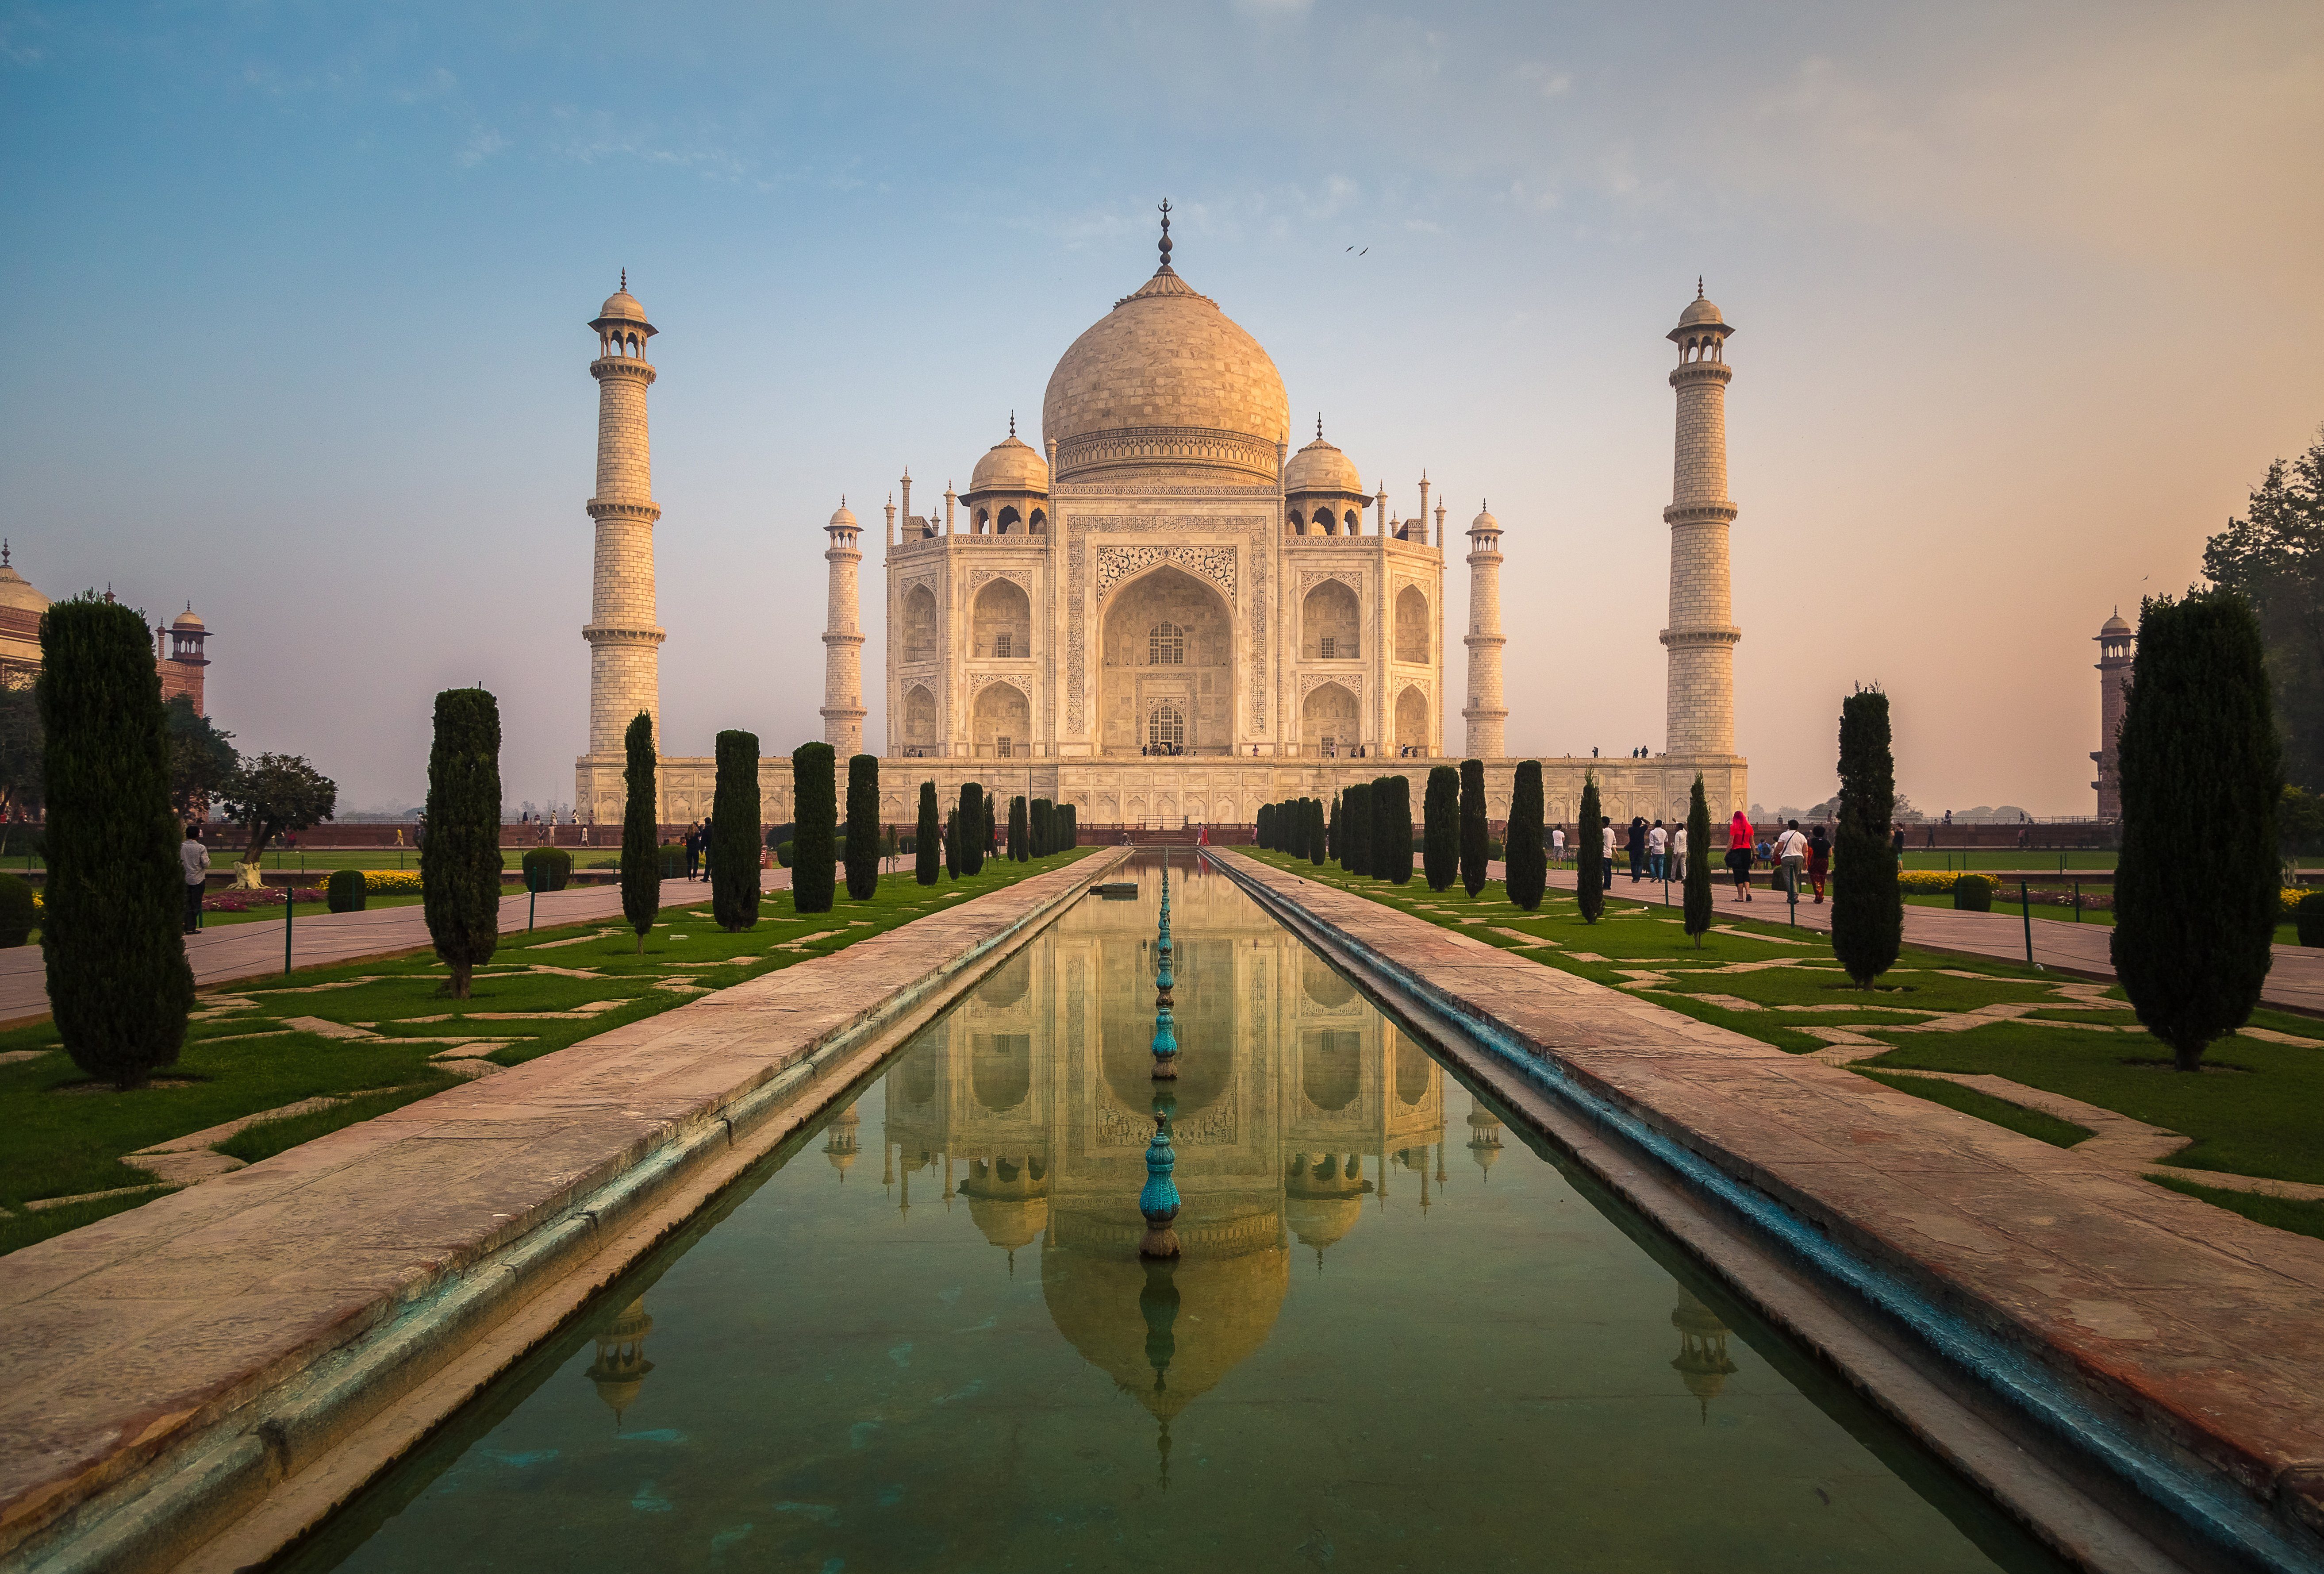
3, 2, 2318, 819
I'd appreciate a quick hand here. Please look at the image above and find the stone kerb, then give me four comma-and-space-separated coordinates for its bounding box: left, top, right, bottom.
1206, 850, 2324, 1569
0, 848, 1130, 1574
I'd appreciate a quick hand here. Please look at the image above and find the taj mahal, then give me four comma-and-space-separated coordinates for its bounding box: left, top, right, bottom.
575, 209, 1748, 831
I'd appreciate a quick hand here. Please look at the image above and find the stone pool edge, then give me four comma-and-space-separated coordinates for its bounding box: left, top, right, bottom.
1207, 849, 2321, 1574
0, 847, 1133, 1574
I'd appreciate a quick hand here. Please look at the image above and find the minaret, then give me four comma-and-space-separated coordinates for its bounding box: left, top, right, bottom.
2092, 611, 2134, 818
584, 275, 666, 759
1462, 502, 1507, 757
822, 500, 866, 753
1661, 283, 1740, 757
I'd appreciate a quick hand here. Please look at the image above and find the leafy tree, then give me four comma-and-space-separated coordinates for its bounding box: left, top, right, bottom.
916, 781, 941, 884
2203, 427, 2324, 789
712, 730, 761, 931
2113, 591, 2281, 1070
0, 684, 42, 824
1506, 761, 1545, 910
1683, 774, 1714, 947
37, 596, 192, 1088
2281, 784, 2324, 856
793, 743, 837, 913
957, 781, 986, 877
1832, 688, 1901, 987
1345, 781, 1372, 877
621, 712, 660, 947
1009, 794, 1029, 862
162, 694, 237, 820
845, 754, 880, 900
1576, 774, 1605, 924
1422, 766, 1458, 891
218, 752, 337, 870
422, 689, 502, 993
1458, 758, 1488, 897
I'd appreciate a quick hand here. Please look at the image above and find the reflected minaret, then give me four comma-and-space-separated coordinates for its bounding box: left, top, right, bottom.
1670, 1284, 1740, 1423
824, 1098, 861, 1180
1466, 1098, 1503, 1181
1139, 1256, 1182, 1491
584, 1297, 656, 1432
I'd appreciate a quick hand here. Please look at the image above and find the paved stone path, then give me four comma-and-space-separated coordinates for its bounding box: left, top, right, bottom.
1220, 851, 2324, 1548
0, 873, 785, 1027
1499, 862, 2324, 1015
0, 850, 1124, 1566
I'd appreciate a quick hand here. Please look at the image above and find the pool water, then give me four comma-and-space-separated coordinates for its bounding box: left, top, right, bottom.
283, 857, 2065, 1573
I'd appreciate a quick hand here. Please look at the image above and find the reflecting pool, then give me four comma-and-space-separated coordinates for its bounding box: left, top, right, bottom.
284, 857, 2065, 1573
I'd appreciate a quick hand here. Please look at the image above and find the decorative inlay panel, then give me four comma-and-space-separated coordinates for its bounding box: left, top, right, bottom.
1094, 544, 1238, 600
968, 568, 1033, 595
1066, 531, 1087, 731
969, 672, 1032, 700
1298, 569, 1364, 598
1298, 672, 1362, 704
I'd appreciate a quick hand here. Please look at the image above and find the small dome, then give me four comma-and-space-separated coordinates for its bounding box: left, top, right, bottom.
598, 288, 648, 324
1471, 502, 1500, 533
2101, 612, 2132, 636
828, 499, 857, 529
0, 563, 50, 617
1678, 295, 1724, 329
172, 606, 204, 631
1284, 432, 1363, 495
969, 431, 1050, 494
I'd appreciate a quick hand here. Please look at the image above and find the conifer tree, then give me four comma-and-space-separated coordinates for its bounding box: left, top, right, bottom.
1308, 797, 1326, 865
1683, 774, 1714, 947
1422, 766, 1459, 891
1260, 803, 1275, 850
1006, 794, 1026, 861
2113, 591, 2282, 1069
943, 808, 958, 879
915, 781, 941, 885
1576, 773, 1605, 924
38, 595, 192, 1087
844, 754, 880, 900
957, 782, 986, 876
1832, 689, 1902, 987
1381, 775, 1414, 884
711, 729, 761, 931
1458, 758, 1488, 897
983, 792, 996, 860
792, 742, 837, 913
1346, 782, 1373, 876
420, 688, 505, 989
1506, 761, 1545, 910
1327, 793, 1341, 864
613, 714, 659, 951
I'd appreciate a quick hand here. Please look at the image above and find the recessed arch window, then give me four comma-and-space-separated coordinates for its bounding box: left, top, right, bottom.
1148, 621, 1185, 666
1148, 704, 1185, 754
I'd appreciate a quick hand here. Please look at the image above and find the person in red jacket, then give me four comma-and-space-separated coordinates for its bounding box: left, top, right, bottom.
1725, 810, 1755, 902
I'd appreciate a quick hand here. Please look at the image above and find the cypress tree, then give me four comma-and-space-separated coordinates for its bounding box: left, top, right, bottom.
1032, 798, 1052, 857
38, 596, 192, 1088
1506, 761, 1545, 911
422, 689, 503, 991
1260, 803, 1275, 850
942, 808, 958, 879
2113, 591, 2282, 1070
1007, 794, 1027, 861
1308, 797, 1326, 865
1327, 793, 1341, 864
709, 730, 761, 931
1346, 782, 1372, 876
915, 781, 941, 885
1422, 766, 1459, 891
1458, 758, 1488, 897
792, 742, 837, 914
958, 782, 986, 876
1832, 688, 1902, 987
621, 711, 659, 951
1683, 774, 1714, 947
1576, 774, 1606, 924
1379, 776, 1414, 884
983, 793, 996, 859
845, 754, 880, 900
1063, 802, 1078, 849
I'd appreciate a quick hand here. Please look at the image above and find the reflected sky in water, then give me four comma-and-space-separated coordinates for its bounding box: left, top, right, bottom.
287, 858, 2064, 1574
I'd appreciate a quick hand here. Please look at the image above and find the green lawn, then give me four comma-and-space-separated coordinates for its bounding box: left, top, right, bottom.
0, 849, 1092, 1254
1901, 891, 2307, 947
1246, 850, 2324, 1221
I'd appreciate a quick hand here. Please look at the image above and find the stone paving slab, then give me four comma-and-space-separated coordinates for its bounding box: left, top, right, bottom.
1222, 851, 2324, 1547
1502, 862, 2324, 1015
0, 874, 776, 1026
0, 850, 1123, 1562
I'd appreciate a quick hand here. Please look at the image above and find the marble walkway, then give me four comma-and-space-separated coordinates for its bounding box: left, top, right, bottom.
0, 849, 1123, 1566
1221, 850, 2324, 1553
0, 873, 785, 1027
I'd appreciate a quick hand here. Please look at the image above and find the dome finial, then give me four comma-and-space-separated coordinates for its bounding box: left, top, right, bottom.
1156, 198, 1174, 271
1696, 275, 1704, 299
2, 540, 10, 568
1316, 413, 1323, 440
1009, 410, 1016, 439
621, 267, 627, 291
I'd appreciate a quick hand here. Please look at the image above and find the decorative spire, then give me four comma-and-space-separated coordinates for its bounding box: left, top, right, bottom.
1156, 198, 1174, 272
621, 268, 628, 291
1009, 410, 1016, 439
2, 539, 10, 568
1696, 276, 1704, 299
1316, 414, 1323, 440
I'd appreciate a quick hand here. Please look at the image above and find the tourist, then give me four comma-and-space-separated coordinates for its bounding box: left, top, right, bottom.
1626, 817, 1646, 882
1551, 824, 1565, 865
1599, 816, 1615, 890
1892, 825, 1907, 860
1775, 819, 1807, 901
179, 824, 209, 935
684, 822, 704, 880
1807, 824, 1830, 903
1671, 819, 1688, 879
1648, 818, 1668, 881
1726, 810, 1754, 901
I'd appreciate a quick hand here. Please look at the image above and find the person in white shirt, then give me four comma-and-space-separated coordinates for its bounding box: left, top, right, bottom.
180, 825, 210, 935
1551, 825, 1566, 865
1671, 822, 1688, 877
1774, 819, 1809, 900
1598, 816, 1615, 891
1647, 820, 1669, 881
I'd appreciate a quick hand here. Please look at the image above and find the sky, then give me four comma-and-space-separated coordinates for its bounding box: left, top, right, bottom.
3, 1, 2320, 817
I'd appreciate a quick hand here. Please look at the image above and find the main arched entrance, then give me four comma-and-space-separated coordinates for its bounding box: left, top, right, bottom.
1099, 566, 1233, 755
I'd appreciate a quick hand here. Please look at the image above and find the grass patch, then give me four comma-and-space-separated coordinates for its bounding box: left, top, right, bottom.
0, 1189, 173, 1256
2148, 1174, 2324, 1244
214, 1079, 461, 1165
0, 850, 1094, 1251
1854, 1070, 2091, 1148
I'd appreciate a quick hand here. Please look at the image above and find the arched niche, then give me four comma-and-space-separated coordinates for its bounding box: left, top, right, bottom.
1302, 580, 1360, 660
973, 578, 1031, 659
1394, 685, 1429, 754
903, 585, 937, 664
972, 681, 1030, 758
1301, 1028, 1363, 1113
1301, 681, 1359, 757
902, 684, 937, 750
1099, 566, 1231, 756
1394, 585, 1429, 664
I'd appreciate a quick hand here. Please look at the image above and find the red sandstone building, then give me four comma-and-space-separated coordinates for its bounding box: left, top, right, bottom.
0, 545, 211, 714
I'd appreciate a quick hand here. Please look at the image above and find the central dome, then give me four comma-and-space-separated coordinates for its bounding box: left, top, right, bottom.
1042, 265, 1289, 485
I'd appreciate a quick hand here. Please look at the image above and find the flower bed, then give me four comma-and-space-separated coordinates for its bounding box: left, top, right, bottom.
203, 888, 323, 914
